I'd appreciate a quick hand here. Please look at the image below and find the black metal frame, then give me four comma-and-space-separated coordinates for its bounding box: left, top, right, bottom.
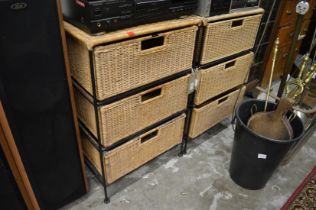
179, 92, 196, 155
87, 50, 110, 203
178, 22, 206, 155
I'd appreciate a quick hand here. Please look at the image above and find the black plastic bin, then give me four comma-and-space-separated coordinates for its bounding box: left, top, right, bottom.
229, 99, 304, 190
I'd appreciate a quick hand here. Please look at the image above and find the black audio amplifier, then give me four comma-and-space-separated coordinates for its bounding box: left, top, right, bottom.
62, 0, 197, 34
231, 0, 260, 11
196, 0, 260, 17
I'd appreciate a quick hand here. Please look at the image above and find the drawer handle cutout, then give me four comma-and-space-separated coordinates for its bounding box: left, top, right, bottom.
225, 61, 236, 69
218, 96, 229, 104
141, 88, 162, 102
141, 36, 164, 50
141, 130, 158, 143
231, 20, 243, 27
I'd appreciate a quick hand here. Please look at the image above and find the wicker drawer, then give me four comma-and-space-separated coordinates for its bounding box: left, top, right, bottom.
67, 26, 197, 101
195, 53, 253, 105
75, 75, 189, 147
200, 13, 262, 65
189, 87, 245, 138
82, 114, 185, 184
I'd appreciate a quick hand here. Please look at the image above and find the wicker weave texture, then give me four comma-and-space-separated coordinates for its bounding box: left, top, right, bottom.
200, 14, 261, 65
82, 114, 185, 184
189, 86, 246, 138
75, 75, 189, 147
195, 52, 253, 105
93, 26, 197, 100
82, 133, 102, 173
74, 90, 97, 135
67, 35, 93, 94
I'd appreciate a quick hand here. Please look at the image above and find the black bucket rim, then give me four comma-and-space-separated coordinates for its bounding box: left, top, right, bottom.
235, 99, 305, 144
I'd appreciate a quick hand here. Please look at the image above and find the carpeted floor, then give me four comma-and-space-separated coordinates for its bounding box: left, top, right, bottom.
281, 166, 316, 210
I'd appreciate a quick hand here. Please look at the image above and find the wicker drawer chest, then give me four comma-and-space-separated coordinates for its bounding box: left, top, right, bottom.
64, 17, 202, 202
181, 9, 262, 146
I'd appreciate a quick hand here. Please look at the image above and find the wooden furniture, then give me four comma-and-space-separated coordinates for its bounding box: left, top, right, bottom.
300, 5, 316, 56
261, 0, 316, 87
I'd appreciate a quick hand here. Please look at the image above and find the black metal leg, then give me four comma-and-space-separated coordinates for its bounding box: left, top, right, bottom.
104, 195, 110, 204
180, 23, 201, 156
179, 139, 185, 157
183, 136, 189, 155
88, 50, 111, 203
99, 151, 110, 203
179, 117, 189, 156
102, 173, 110, 203
84, 155, 110, 203
179, 92, 195, 156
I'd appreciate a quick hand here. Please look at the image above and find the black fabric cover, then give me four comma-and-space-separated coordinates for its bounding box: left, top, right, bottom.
0, 1, 86, 209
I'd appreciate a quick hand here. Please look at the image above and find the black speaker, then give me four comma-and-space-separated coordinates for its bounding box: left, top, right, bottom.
0, 0, 87, 209
0, 147, 27, 210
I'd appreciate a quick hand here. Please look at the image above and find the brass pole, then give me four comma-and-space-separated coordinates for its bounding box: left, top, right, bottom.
277, 8, 305, 97
265, 38, 280, 111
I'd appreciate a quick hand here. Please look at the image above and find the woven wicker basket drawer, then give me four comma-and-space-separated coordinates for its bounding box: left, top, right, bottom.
189, 87, 245, 138
75, 75, 189, 147
200, 13, 261, 65
68, 26, 197, 100
195, 52, 253, 105
82, 114, 185, 184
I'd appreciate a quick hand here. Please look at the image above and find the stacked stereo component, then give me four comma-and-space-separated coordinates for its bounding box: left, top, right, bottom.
65, 17, 201, 201
196, 0, 260, 17
61, 0, 197, 34
186, 8, 263, 141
